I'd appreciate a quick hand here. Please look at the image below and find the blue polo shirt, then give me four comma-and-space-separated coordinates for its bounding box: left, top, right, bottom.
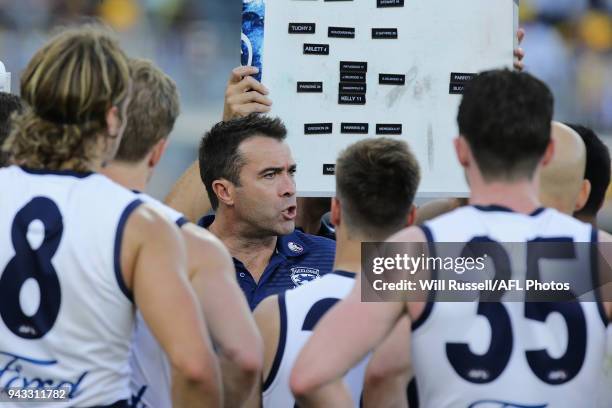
198, 215, 336, 309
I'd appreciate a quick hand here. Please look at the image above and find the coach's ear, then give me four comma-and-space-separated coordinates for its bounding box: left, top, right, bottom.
541, 136, 555, 167
331, 197, 341, 228
454, 136, 469, 168
212, 179, 235, 207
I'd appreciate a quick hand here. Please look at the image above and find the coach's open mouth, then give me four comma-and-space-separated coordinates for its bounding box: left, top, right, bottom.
282, 205, 297, 220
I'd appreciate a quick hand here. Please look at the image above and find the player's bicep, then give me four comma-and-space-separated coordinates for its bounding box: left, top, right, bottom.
127, 208, 212, 361
253, 295, 280, 380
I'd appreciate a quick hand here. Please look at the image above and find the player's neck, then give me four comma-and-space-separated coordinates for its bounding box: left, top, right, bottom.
333, 232, 363, 274
102, 160, 149, 192
469, 178, 542, 214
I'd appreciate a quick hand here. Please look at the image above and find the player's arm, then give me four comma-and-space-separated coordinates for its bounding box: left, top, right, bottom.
362, 316, 412, 408
290, 276, 406, 408
164, 161, 211, 223
122, 205, 222, 408
597, 230, 612, 321
244, 295, 281, 408
164, 66, 272, 222
182, 223, 263, 407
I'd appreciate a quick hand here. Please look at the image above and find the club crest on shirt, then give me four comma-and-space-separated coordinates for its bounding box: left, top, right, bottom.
290, 267, 320, 286
288, 241, 304, 254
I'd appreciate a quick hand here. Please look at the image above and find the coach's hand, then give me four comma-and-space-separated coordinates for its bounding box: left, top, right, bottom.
223, 66, 272, 121
514, 28, 525, 71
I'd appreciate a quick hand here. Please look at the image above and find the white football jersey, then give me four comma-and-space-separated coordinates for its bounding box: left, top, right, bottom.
262, 270, 369, 408
129, 192, 187, 408
0, 166, 143, 407
411, 205, 608, 408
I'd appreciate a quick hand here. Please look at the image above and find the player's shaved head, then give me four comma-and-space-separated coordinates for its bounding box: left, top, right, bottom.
539, 122, 587, 215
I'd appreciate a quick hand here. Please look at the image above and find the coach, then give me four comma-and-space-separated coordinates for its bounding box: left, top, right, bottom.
167, 114, 335, 310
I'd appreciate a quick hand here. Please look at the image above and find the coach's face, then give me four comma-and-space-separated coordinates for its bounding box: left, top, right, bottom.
233, 136, 297, 237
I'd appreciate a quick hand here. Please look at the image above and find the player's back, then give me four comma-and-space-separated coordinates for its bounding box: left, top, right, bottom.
263, 270, 369, 407
129, 192, 186, 408
0, 165, 143, 407
412, 205, 607, 407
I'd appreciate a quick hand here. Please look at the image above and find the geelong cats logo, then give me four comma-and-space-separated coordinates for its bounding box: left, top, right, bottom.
290, 267, 320, 287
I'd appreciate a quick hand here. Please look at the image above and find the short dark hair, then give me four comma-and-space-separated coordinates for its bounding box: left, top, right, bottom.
0, 92, 23, 166
114, 58, 180, 162
457, 69, 553, 182
336, 138, 421, 238
567, 123, 610, 217
199, 114, 287, 210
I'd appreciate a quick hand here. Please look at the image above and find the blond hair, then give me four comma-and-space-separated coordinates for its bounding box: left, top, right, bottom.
114, 58, 180, 162
4, 24, 130, 171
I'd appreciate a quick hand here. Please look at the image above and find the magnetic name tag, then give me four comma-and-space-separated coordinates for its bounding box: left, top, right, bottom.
297, 82, 323, 93
339, 83, 366, 93
377, 0, 404, 7
289, 23, 315, 34
328, 27, 355, 38
304, 44, 330, 55
305, 123, 333, 134
379, 74, 405, 85
323, 164, 336, 175
450, 72, 476, 83
372, 28, 398, 39
341, 123, 369, 134
339, 93, 366, 105
376, 124, 402, 135
340, 61, 367, 72
340, 72, 366, 83
449, 83, 466, 94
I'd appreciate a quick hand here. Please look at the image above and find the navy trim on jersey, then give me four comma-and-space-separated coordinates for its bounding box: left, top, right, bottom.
176, 216, 189, 228
19, 166, 93, 178
332, 270, 356, 279
114, 199, 143, 303
263, 293, 288, 391
472, 204, 545, 217
591, 227, 608, 326
412, 225, 436, 331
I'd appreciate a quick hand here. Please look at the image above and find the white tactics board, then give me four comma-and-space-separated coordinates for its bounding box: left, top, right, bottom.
241, 0, 519, 197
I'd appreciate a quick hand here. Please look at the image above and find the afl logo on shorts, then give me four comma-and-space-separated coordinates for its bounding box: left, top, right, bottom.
290, 267, 320, 287
288, 241, 304, 254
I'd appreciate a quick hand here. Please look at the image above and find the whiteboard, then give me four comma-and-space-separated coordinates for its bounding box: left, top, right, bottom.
241, 0, 519, 197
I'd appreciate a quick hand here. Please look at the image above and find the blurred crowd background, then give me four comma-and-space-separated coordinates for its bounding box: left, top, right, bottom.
1, 0, 611, 224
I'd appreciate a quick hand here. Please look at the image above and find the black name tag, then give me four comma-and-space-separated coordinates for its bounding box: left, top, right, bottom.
450, 72, 476, 83
305, 123, 333, 134
340, 72, 366, 83
303, 44, 329, 55
328, 27, 355, 38
339, 82, 366, 93
288, 23, 315, 34
377, 0, 404, 7
376, 124, 402, 135
323, 164, 336, 175
297, 82, 323, 93
340, 61, 367, 72
449, 83, 466, 94
339, 93, 366, 105
379, 74, 405, 85
341, 123, 369, 134
372, 28, 398, 39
